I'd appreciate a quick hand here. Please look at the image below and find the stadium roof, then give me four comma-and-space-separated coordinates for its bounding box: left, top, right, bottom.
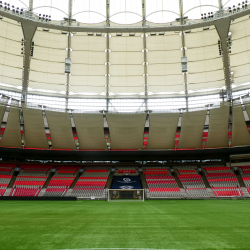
0, 0, 249, 109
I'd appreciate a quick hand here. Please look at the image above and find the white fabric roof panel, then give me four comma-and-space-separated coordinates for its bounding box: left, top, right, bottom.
178, 110, 207, 149
109, 52, 144, 65
71, 64, 106, 76
110, 65, 144, 76
71, 51, 106, 65
29, 29, 68, 94
231, 104, 250, 146
73, 113, 107, 150
205, 104, 230, 148
147, 51, 182, 64
147, 75, 185, 92
106, 113, 146, 149
185, 27, 224, 91
22, 105, 49, 149
109, 35, 144, 95
0, 18, 23, 90
229, 17, 250, 40
34, 28, 68, 49
110, 35, 143, 52
185, 27, 219, 48
45, 111, 76, 150
0, 106, 22, 148
29, 72, 67, 91
147, 113, 179, 149
70, 34, 106, 96
72, 34, 106, 51
188, 58, 223, 73
147, 33, 184, 94
109, 76, 145, 95
230, 18, 250, 88
147, 34, 182, 51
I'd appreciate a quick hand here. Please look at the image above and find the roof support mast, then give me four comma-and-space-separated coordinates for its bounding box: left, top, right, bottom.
142, 0, 148, 111
65, 0, 73, 110
29, 0, 33, 12
106, 0, 110, 112
179, 0, 188, 111
214, 17, 232, 101
20, 21, 36, 102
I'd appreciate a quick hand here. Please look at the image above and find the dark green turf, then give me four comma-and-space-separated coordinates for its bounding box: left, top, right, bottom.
0, 200, 249, 250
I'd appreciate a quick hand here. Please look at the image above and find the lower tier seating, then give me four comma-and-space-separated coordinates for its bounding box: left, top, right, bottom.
44, 177, 74, 196
178, 173, 209, 197
0, 175, 12, 196
211, 187, 243, 197
10, 187, 41, 197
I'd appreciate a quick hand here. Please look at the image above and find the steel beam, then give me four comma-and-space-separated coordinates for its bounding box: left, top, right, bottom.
0, 7, 249, 33
106, 0, 110, 112
214, 17, 232, 100
65, 0, 72, 110
179, 0, 188, 111
142, 0, 148, 111
21, 20, 37, 102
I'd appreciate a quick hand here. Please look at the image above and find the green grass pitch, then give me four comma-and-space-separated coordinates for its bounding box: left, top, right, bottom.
0, 200, 250, 250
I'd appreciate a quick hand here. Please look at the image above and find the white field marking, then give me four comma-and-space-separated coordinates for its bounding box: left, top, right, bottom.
53, 248, 186, 250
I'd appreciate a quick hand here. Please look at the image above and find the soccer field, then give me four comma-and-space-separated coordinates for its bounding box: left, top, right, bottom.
0, 200, 249, 250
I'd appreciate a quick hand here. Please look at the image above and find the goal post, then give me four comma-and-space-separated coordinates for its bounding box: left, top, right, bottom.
107, 189, 144, 201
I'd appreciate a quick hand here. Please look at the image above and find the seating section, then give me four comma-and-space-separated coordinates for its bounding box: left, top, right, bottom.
145, 169, 182, 197
44, 177, 74, 196
242, 176, 250, 194
44, 166, 80, 196
11, 165, 50, 197
117, 169, 136, 174
0, 164, 14, 196
54, 166, 80, 177
71, 169, 109, 198
204, 166, 242, 197
177, 168, 209, 197
239, 165, 250, 174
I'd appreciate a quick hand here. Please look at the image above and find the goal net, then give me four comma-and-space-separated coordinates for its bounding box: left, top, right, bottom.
107, 189, 144, 201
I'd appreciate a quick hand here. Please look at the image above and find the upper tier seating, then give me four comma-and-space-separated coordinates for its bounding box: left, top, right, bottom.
238, 165, 250, 174
54, 166, 80, 177
71, 169, 109, 198
11, 165, 51, 197
204, 166, 242, 197
0, 163, 15, 175
176, 167, 209, 197
145, 168, 182, 197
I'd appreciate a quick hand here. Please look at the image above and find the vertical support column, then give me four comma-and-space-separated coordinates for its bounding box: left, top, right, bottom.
142, 0, 148, 111
214, 18, 232, 101
106, 0, 110, 112
66, 0, 73, 110
179, 0, 188, 111
29, 0, 33, 12
21, 21, 37, 102
218, 0, 223, 10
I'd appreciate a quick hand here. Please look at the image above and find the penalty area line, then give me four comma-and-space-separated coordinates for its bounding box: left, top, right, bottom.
53, 248, 187, 250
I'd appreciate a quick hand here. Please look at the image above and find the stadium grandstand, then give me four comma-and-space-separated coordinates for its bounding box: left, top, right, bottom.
0, 1, 250, 250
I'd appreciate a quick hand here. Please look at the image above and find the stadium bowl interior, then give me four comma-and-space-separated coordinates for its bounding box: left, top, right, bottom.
1, 1, 250, 250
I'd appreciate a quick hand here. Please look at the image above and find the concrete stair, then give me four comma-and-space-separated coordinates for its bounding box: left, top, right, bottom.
241, 187, 250, 197
180, 188, 188, 198
207, 188, 216, 197
64, 188, 73, 197
38, 188, 46, 197
3, 188, 12, 196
